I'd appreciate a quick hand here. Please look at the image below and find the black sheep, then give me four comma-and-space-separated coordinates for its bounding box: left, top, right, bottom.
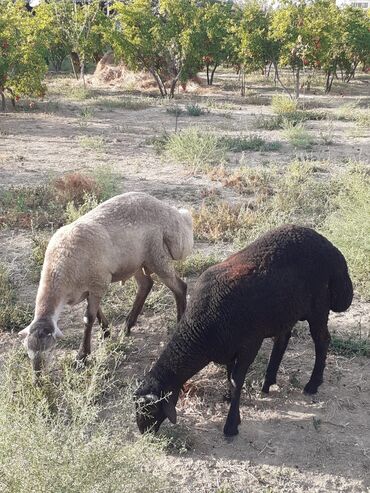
135, 225, 353, 437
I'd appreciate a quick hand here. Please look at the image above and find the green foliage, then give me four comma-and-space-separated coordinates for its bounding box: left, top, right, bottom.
0, 1, 48, 105
110, 0, 201, 97
41, 0, 110, 79
0, 263, 32, 332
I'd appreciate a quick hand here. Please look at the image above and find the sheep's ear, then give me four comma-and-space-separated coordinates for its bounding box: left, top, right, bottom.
53, 326, 64, 339
18, 325, 31, 338
163, 400, 177, 424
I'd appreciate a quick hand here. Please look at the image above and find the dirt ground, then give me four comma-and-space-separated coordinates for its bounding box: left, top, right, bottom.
0, 71, 369, 492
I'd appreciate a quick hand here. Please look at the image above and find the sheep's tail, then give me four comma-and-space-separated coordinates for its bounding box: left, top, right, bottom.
164, 208, 193, 261
329, 268, 353, 313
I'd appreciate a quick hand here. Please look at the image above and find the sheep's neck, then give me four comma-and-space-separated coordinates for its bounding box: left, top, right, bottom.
151, 325, 210, 394
34, 281, 64, 321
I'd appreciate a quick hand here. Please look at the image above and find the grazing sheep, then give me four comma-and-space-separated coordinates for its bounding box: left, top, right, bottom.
135, 225, 353, 437
19, 192, 193, 371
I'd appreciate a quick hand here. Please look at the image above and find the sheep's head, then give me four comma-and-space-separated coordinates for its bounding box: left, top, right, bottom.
18, 317, 63, 372
134, 379, 177, 434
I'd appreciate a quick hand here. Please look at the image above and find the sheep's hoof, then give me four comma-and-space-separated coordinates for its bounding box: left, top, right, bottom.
74, 354, 88, 370
261, 384, 271, 394
223, 425, 239, 438
303, 381, 320, 395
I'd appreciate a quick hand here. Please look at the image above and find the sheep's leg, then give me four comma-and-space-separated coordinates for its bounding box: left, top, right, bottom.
97, 307, 110, 339
124, 269, 154, 336
223, 358, 236, 402
161, 273, 187, 322
262, 331, 292, 393
76, 295, 100, 362
224, 340, 263, 437
304, 316, 330, 395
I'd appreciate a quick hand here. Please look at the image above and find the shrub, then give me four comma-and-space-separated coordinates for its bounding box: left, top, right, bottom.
0, 346, 168, 493
185, 104, 205, 116
282, 121, 315, 149
164, 128, 226, 171
193, 201, 256, 242
271, 94, 298, 115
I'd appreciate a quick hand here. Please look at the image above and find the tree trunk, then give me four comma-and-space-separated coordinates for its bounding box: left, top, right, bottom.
273, 61, 293, 99
80, 59, 86, 88
1, 91, 5, 111
295, 67, 300, 99
206, 64, 210, 85
210, 64, 218, 85
70, 52, 81, 80
240, 68, 246, 96
267, 62, 273, 78
169, 73, 181, 98
149, 69, 167, 97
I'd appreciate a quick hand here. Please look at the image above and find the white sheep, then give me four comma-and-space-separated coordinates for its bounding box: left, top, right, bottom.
19, 192, 193, 371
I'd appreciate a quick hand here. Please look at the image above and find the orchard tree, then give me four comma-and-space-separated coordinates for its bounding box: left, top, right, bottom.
110, 0, 201, 97
270, 0, 310, 98
197, 1, 238, 85
0, 1, 48, 109
47, 0, 110, 82
337, 7, 370, 83
238, 2, 281, 95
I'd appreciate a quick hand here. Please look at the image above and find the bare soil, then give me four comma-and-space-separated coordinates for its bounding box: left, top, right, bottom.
0, 71, 369, 492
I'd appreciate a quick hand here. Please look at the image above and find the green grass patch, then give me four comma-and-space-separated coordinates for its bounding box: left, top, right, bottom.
283, 121, 315, 149
164, 128, 226, 171
330, 335, 370, 357
176, 252, 221, 277
323, 164, 370, 299
219, 135, 281, 152
0, 263, 32, 332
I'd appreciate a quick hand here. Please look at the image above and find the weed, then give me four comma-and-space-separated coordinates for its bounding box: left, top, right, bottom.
78, 107, 94, 127
78, 135, 106, 152
164, 128, 226, 171
65, 193, 100, 223
319, 121, 335, 145
330, 335, 370, 357
193, 201, 256, 243
0, 345, 168, 492
0, 263, 32, 332
271, 94, 298, 115
323, 164, 370, 298
166, 105, 183, 116
97, 96, 151, 111
254, 114, 283, 130
282, 121, 315, 149
219, 135, 281, 152
185, 103, 205, 116
0, 170, 118, 230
